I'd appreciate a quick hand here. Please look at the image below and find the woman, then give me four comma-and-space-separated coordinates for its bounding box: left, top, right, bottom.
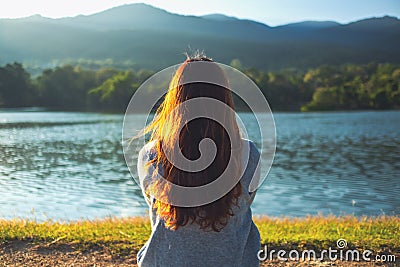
137, 55, 261, 267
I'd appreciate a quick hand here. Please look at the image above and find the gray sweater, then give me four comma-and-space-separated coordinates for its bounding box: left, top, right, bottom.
137, 139, 261, 267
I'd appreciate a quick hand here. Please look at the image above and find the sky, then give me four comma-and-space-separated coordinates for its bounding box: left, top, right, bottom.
0, 0, 399, 26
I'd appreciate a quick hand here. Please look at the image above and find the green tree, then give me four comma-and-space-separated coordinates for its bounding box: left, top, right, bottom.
0, 62, 35, 107
89, 71, 139, 111
35, 65, 97, 109
301, 87, 340, 111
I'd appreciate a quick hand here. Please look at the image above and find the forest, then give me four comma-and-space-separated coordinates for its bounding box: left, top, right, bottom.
0, 62, 399, 112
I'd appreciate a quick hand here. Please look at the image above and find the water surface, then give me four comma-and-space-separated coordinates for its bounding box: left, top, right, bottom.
0, 110, 399, 220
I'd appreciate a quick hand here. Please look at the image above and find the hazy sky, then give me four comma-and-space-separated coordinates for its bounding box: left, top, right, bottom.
1, 0, 399, 26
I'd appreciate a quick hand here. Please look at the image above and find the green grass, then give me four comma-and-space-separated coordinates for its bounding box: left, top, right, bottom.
0, 216, 399, 256
255, 216, 400, 253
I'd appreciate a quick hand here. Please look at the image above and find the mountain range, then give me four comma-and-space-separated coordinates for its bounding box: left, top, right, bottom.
0, 3, 399, 70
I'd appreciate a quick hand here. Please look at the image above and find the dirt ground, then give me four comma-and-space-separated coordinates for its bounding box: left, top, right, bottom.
1, 240, 398, 267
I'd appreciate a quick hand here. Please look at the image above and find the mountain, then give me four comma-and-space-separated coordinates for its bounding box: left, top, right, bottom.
201, 14, 238, 21
0, 4, 399, 70
282, 21, 340, 28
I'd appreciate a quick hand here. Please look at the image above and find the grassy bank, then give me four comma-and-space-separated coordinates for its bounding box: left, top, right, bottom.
1, 215, 399, 256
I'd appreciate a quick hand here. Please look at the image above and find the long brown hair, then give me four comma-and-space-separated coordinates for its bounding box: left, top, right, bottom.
143, 56, 242, 232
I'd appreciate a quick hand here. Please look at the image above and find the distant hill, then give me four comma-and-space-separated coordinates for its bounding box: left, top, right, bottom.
200, 14, 239, 21
0, 3, 399, 70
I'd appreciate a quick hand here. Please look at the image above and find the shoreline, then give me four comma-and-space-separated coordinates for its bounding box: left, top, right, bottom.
1, 107, 400, 114
1, 216, 399, 266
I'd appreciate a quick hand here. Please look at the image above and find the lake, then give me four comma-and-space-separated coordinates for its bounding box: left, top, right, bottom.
0, 110, 399, 221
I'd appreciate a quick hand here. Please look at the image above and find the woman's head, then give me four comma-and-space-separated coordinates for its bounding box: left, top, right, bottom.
144, 55, 242, 231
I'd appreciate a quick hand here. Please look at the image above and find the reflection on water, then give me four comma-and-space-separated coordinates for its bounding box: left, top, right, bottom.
0, 110, 399, 220
251, 112, 400, 217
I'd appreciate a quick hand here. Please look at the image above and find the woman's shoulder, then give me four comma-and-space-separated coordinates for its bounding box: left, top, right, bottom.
240, 138, 261, 193
138, 140, 157, 162
241, 138, 260, 157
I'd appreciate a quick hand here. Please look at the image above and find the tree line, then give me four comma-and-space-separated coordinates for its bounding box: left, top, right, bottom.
0, 62, 399, 112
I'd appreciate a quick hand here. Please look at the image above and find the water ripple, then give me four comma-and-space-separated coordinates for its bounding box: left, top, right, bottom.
0, 111, 399, 220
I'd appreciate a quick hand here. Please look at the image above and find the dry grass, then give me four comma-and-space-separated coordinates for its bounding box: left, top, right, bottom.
0, 215, 399, 266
